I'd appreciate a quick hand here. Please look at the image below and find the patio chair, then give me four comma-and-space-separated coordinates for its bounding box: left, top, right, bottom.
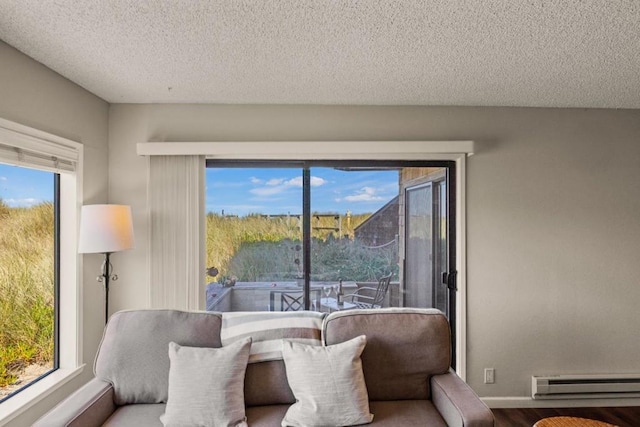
345, 273, 393, 309
281, 291, 304, 311
270, 289, 321, 311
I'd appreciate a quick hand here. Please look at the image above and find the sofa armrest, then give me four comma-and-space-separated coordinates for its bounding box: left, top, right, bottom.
431, 370, 494, 427
33, 378, 116, 427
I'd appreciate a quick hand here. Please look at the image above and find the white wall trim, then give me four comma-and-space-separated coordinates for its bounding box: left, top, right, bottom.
137, 140, 475, 158
455, 154, 467, 381
0, 366, 85, 427
482, 396, 640, 409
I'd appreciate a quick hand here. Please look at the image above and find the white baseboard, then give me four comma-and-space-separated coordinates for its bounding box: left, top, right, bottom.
482, 396, 640, 409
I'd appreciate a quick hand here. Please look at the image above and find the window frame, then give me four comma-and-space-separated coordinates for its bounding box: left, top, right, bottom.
138, 140, 471, 378
0, 118, 84, 424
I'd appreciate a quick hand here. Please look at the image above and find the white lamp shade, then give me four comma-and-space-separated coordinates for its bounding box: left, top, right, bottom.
78, 204, 135, 254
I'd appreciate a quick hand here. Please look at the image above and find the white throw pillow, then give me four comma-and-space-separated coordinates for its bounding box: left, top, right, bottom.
160, 338, 252, 427
281, 335, 373, 427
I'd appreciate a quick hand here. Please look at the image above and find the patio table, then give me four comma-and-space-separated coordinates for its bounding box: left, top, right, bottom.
320, 297, 356, 312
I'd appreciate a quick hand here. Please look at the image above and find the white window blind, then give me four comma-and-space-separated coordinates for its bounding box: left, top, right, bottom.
0, 119, 78, 173
148, 155, 205, 310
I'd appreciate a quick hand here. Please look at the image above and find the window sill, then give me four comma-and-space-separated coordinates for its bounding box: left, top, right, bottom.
0, 365, 85, 427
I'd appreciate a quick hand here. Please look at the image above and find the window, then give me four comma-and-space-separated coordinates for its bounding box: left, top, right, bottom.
0, 165, 58, 402
205, 161, 456, 325
0, 118, 82, 420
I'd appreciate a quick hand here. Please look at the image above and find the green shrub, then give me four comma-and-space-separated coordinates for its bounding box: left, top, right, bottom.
228, 239, 301, 281
205, 212, 372, 279
310, 237, 397, 281
227, 237, 397, 283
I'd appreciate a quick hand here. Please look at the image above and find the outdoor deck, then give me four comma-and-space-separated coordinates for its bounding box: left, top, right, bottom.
206, 280, 362, 312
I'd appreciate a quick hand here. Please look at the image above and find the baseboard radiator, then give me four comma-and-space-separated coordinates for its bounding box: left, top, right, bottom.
532, 374, 640, 399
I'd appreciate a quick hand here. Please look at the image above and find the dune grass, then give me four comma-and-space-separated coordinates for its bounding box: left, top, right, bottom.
0, 201, 54, 388
206, 212, 397, 283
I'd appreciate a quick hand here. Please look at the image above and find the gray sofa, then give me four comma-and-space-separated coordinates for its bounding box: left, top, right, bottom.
35, 308, 494, 426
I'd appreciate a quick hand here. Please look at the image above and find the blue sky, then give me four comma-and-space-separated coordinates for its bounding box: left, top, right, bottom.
0, 163, 399, 215
0, 163, 54, 207
206, 167, 399, 216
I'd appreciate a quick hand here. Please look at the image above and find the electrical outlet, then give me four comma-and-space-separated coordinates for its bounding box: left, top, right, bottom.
484, 368, 495, 384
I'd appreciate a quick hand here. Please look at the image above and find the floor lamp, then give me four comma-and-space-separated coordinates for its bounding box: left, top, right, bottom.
79, 204, 135, 324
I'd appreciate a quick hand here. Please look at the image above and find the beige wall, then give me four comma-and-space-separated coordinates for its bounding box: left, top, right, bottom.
0, 41, 109, 426
109, 104, 640, 402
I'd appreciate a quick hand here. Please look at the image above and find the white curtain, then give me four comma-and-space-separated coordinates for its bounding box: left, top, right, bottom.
148, 155, 205, 310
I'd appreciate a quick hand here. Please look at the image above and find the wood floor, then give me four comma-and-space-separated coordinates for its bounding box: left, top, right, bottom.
492, 406, 640, 427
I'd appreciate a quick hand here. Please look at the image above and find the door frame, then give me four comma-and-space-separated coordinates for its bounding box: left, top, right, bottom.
137, 140, 471, 379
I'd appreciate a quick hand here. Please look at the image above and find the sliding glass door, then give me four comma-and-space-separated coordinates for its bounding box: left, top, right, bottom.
404, 177, 449, 315
404, 183, 433, 308
204, 161, 456, 331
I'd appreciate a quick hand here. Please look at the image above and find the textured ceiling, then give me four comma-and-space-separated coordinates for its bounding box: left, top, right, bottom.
0, 1, 639, 108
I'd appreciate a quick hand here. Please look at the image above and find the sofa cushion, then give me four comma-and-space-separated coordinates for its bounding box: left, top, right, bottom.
323, 308, 451, 401
99, 402, 446, 427
95, 310, 222, 405
281, 335, 373, 427
244, 360, 295, 406
102, 404, 165, 427
368, 400, 447, 426
160, 339, 251, 427
245, 405, 290, 427
243, 401, 447, 427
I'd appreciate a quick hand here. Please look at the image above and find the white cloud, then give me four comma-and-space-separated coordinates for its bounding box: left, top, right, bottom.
280, 176, 327, 188
310, 176, 328, 187
0, 176, 6, 181
250, 175, 327, 197
250, 177, 263, 184
266, 178, 284, 186
339, 187, 384, 203
250, 186, 286, 197
284, 176, 302, 187
4, 198, 41, 207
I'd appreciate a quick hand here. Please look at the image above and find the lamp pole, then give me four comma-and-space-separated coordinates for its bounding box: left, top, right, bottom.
98, 252, 117, 324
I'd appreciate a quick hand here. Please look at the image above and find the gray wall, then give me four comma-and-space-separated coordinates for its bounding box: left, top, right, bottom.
0, 42, 110, 425
109, 104, 640, 401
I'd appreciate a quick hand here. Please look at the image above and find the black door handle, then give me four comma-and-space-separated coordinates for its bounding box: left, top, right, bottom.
442, 271, 458, 291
